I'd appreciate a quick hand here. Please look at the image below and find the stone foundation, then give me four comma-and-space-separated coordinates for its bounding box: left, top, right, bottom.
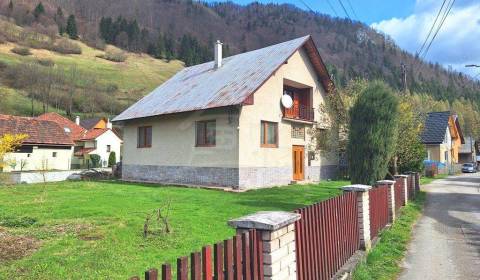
123, 164, 239, 187
238, 167, 292, 189
306, 165, 338, 181
123, 164, 337, 189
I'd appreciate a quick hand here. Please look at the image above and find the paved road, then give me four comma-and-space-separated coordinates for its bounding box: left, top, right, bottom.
399, 174, 480, 280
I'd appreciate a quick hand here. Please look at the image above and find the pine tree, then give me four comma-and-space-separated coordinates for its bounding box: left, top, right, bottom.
66, 15, 78, 39
347, 81, 399, 184
55, 7, 65, 35
33, 2, 45, 19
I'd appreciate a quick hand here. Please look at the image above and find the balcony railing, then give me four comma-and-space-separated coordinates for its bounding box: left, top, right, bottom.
283, 104, 314, 122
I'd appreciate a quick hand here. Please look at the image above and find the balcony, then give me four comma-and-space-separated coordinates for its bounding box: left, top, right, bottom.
283, 104, 315, 122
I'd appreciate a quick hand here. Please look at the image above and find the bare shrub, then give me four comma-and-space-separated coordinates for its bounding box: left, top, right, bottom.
10, 46, 31, 56
97, 49, 127, 62
36, 58, 55, 67
51, 38, 82, 54
143, 199, 172, 238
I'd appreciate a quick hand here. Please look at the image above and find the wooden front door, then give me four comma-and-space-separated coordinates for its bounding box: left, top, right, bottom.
292, 145, 305, 181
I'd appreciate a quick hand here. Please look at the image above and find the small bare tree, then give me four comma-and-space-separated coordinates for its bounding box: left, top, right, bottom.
143, 198, 173, 238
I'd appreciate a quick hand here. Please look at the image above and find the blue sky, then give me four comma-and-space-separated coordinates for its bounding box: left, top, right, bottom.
226, 0, 416, 24
210, 0, 480, 79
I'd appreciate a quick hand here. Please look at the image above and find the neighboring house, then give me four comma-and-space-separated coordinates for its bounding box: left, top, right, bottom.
113, 35, 337, 189
0, 114, 74, 172
74, 128, 122, 168
421, 111, 464, 165
458, 136, 476, 164
79, 117, 109, 130
37, 113, 122, 168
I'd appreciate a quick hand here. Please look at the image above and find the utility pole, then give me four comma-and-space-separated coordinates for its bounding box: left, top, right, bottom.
401, 63, 407, 94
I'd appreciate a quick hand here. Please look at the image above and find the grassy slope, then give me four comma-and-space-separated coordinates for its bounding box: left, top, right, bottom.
0, 39, 183, 116
0, 180, 347, 279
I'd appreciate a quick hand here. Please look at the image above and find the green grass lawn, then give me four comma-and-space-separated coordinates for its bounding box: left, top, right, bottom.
419, 173, 449, 185
0, 180, 347, 279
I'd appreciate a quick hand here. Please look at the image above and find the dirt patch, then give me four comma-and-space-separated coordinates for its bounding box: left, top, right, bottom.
76, 227, 104, 241
0, 231, 40, 262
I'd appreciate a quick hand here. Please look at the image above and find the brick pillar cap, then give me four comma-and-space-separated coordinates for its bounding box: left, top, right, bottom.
376, 180, 396, 185
341, 184, 372, 192
394, 175, 409, 178
228, 211, 300, 231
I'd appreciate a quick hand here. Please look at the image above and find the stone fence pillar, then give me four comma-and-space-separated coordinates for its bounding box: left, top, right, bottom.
395, 175, 409, 204
376, 180, 396, 222
341, 184, 372, 250
228, 211, 300, 280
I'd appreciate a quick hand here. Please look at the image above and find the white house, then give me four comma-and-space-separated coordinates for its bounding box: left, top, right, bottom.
37, 113, 123, 168
0, 114, 74, 172
113, 35, 337, 189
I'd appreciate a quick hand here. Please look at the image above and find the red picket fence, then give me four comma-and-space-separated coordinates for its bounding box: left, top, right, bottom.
407, 174, 415, 200
294, 191, 359, 280
369, 186, 389, 239
130, 229, 263, 280
394, 178, 405, 215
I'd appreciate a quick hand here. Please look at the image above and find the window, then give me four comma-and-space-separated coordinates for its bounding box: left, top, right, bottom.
106, 145, 111, 152
196, 120, 216, 146
137, 126, 152, 148
261, 121, 278, 147
52, 152, 57, 158
291, 125, 305, 139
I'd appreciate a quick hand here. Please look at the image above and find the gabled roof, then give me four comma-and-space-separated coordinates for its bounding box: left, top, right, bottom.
421, 111, 451, 144
80, 117, 106, 130
113, 35, 333, 122
37, 112, 86, 141
0, 114, 74, 146
79, 128, 109, 141
421, 111, 465, 144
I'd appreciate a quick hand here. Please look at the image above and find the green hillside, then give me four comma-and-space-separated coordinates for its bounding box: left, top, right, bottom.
0, 19, 183, 117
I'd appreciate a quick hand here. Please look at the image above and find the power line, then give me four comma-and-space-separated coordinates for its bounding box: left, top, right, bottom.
421, 0, 455, 60
298, 0, 316, 13
345, 0, 359, 21
325, 0, 339, 17
416, 0, 447, 56
337, 0, 352, 20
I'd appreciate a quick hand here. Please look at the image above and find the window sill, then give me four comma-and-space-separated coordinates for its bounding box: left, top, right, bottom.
282, 117, 315, 125
195, 145, 216, 147
261, 144, 278, 148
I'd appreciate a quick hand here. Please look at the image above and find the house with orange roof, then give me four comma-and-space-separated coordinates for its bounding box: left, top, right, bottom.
37, 113, 123, 168
0, 114, 74, 172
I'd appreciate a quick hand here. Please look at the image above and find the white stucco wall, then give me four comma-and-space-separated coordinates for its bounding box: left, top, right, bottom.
238, 48, 335, 172
3, 146, 73, 172
121, 108, 239, 168
93, 130, 123, 167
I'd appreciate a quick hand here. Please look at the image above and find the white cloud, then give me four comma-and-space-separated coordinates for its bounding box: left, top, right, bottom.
371, 0, 480, 78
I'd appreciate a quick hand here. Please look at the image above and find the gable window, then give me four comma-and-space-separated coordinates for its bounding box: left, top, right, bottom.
106, 145, 111, 152
196, 120, 216, 147
261, 121, 278, 148
137, 126, 152, 148
52, 152, 57, 158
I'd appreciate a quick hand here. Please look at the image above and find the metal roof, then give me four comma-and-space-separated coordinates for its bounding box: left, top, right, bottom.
113, 35, 326, 122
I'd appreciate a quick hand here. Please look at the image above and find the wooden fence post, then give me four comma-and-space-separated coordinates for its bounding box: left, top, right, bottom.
341, 184, 372, 251
395, 175, 409, 205
228, 211, 300, 280
376, 180, 396, 222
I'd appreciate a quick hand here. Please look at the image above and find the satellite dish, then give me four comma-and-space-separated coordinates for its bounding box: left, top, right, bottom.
281, 94, 293, 109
